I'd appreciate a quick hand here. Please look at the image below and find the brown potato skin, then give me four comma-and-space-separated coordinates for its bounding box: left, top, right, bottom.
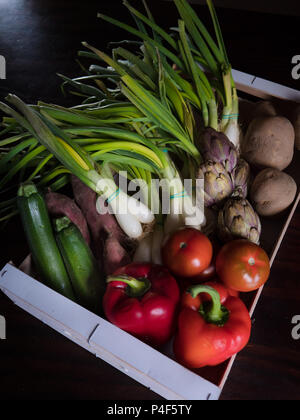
250, 168, 297, 216
252, 101, 277, 119
291, 105, 300, 151
242, 116, 295, 170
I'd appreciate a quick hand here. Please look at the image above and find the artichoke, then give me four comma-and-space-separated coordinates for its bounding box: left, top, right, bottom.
201, 128, 238, 173
218, 189, 261, 244
197, 161, 235, 207
233, 158, 251, 198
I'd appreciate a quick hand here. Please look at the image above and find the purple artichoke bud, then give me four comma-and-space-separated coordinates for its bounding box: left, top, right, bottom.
218, 192, 261, 244
202, 128, 238, 173
197, 161, 235, 207
233, 158, 251, 198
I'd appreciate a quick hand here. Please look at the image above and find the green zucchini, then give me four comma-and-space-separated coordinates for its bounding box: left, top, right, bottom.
17, 182, 76, 301
54, 216, 104, 314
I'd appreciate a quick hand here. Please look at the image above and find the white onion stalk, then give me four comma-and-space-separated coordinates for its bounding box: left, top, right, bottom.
151, 225, 164, 265
95, 193, 143, 239
133, 233, 153, 262
224, 120, 241, 151
95, 178, 144, 239
127, 196, 155, 224
182, 190, 205, 230
164, 211, 184, 236
162, 157, 205, 234
223, 88, 241, 151
164, 173, 184, 234
98, 164, 154, 238
114, 212, 143, 239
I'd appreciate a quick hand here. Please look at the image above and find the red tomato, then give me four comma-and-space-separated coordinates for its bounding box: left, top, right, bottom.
189, 238, 222, 283
216, 239, 270, 292
162, 228, 213, 278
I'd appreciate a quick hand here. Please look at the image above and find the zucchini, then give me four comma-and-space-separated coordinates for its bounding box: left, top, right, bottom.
54, 216, 104, 314
17, 182, 76, 301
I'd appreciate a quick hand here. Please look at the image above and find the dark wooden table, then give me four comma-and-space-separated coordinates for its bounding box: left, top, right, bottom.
0, 0, 299, 401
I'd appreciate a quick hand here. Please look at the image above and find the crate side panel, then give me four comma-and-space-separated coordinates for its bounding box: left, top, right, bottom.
0, 264, 101, 344
233, 69, 300, 102
89, 321, 221, 401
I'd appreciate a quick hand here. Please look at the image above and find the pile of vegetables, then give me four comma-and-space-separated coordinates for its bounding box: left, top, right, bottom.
0, 0, 298, 369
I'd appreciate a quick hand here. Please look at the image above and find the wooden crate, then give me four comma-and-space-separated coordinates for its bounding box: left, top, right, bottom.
0, 70, 299, 400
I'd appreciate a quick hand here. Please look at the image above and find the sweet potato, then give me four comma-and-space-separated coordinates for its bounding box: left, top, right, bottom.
45, 191, 91, 245
71, 176, 132, 275
103, 236, 131, 275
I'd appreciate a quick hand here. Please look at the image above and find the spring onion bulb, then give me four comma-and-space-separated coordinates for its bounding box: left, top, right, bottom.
114, 211, 143, 239
133, 233, 153, 263
182, 198, 205, 230
223, 88, 241, 150
127, 196, 155, 224
102, 191, 152, 239
164, 209, 185, 236
161, 154, 205, 233
224, 120, 241, 150
151, 225, 164, 265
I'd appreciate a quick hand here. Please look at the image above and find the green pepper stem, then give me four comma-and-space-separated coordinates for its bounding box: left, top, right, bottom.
107, 275, 151, 298
188, 284, 229, 326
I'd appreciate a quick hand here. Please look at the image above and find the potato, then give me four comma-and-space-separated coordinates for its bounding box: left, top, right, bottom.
291, 105, 300, 150
242, 116, 295, 170
252, 100, 277, 119
273, 101, 300, 151
250, 168, 297, 216
239, 100, 277, 131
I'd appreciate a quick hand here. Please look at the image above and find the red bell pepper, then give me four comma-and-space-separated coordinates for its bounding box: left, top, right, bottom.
180, 280, 239, 311
103, 263, 180, 347
174, 282, 251, 368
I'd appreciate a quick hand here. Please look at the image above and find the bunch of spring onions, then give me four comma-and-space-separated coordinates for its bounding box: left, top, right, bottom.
0, 0, 237, 241
56, 0, 239, 151
0, 96, 158, 238
90, 0, 240, 149
0, 92, 204, 238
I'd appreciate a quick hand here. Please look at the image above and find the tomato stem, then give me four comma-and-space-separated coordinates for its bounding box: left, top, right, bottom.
248, 257, 255, 266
